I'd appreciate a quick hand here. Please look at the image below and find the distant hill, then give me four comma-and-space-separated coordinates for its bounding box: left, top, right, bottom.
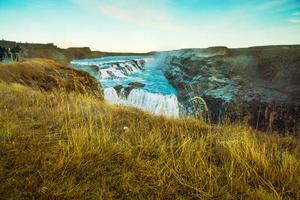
0, 40, 150, 65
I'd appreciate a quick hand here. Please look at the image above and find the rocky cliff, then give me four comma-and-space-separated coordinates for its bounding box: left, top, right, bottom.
162, 46, 300, 134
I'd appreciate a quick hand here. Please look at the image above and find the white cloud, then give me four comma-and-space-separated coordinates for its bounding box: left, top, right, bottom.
67, 0, 300, 52
256, 0, 288, 10
256, 0, 300, 12
71, 0, 191, 32
98, 4, 189, 32
292, 11, 300, 16
288, 18, 300, 23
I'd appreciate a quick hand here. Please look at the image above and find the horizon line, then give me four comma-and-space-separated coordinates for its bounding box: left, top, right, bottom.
2, 38, 300, 54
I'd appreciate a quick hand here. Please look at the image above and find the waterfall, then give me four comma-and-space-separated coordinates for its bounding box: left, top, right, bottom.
98, 60, 143, 79
104, 88, 121, 104
72, 58, 147, 79
104, 88, 179, 118
72, 56, 180, 118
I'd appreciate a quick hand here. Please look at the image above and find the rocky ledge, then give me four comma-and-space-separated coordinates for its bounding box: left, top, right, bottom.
162, 46, 300, 134
114, 82, 146, 97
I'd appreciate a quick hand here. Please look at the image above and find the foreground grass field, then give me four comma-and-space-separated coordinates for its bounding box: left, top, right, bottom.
0, 81, 299, 200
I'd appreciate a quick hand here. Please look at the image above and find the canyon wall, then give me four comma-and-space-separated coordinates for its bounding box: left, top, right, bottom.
162, 46, 300, 134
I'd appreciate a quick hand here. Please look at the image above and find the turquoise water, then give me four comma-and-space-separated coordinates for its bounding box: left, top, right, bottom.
71, 55, 177, 95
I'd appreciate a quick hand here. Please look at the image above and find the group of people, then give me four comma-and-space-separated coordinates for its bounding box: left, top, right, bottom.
0, 45, 22, 62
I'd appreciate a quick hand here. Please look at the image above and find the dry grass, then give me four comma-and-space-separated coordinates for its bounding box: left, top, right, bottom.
0, 59, 103, 97
0, 82, 299, 199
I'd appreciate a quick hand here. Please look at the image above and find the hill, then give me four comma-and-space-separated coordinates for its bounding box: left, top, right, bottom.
0, 59, 103, 97
0, 40, 150, 65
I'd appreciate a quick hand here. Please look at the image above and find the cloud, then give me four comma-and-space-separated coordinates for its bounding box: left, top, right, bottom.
71, 0, 187, 32
288, 18, 300, 23
98, 4, 188, 32
256, 0, 300, 12
292, 11, 300, 16
256, 0, 288, 10
68, 0, 300, 51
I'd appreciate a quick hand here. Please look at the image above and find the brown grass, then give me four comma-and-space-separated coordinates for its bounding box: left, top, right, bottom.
0, 59, 103, 98
0, 81, 299, 199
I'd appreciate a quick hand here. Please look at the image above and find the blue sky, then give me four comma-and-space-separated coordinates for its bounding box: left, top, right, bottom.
0, 0, 300, 52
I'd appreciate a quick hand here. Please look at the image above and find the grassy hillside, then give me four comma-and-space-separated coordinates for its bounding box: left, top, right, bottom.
0, 59, 103, 98
0, 61, 299, 199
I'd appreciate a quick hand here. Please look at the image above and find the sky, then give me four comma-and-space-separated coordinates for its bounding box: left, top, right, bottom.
0, 0, 300, 52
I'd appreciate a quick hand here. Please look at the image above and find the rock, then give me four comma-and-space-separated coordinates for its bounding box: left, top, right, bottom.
114, 85, 123, 93
162, 45, 300, 134
113, 82, 145, 98
90, 65, 99, 72
128, 82, 145, 88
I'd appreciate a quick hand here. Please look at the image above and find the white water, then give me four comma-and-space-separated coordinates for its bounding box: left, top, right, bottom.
104, 88, 120, 104
104, 88, 179, 117
72, 57, 146, 79
72, 56, 179, 118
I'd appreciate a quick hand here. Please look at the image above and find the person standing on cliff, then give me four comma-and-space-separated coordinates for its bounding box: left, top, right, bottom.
0, 46, 5, 62
11, 45, 22, 61
7, 47, 13, 61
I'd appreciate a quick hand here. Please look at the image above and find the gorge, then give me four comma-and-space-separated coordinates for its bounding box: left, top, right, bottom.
72, 46, 300, 134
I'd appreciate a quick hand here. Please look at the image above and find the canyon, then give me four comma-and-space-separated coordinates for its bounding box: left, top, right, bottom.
72, 46, 300, 134
1, 40, 299, 134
